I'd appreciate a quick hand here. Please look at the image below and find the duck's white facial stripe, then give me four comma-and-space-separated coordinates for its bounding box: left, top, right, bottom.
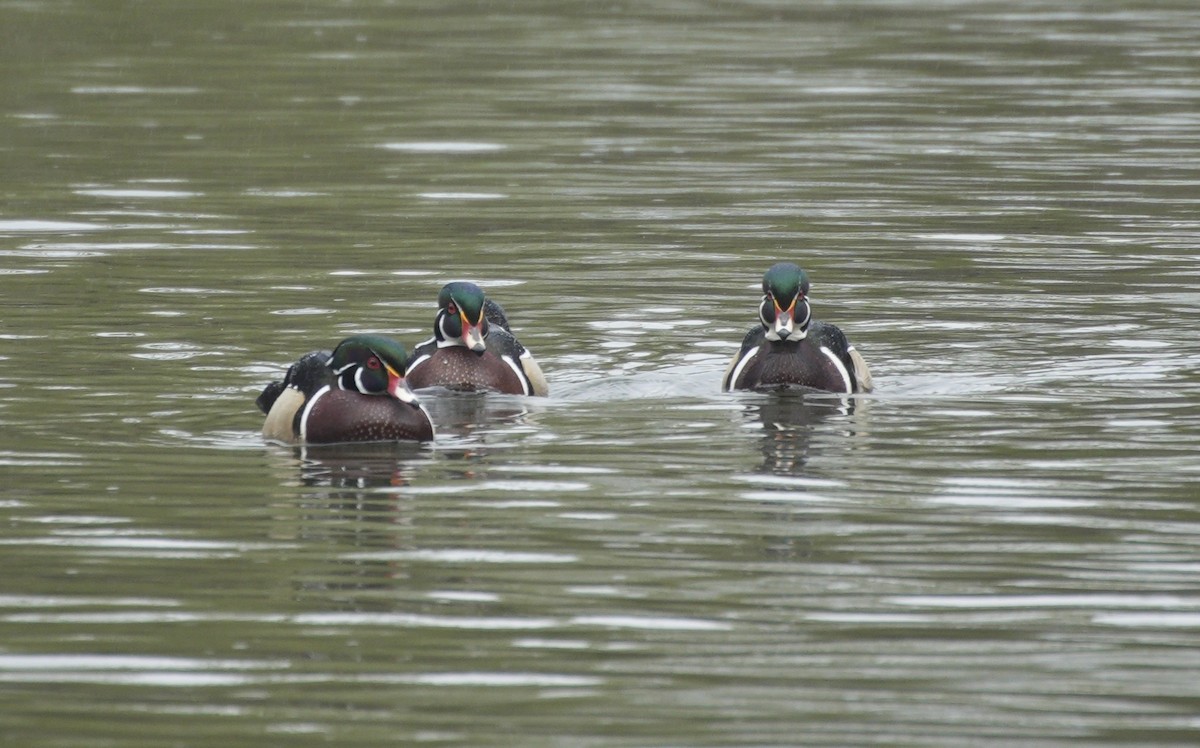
795, 299, 811, 329
331, 362, 356, 391
762, 296, 811, 341
392, 378, 419, 404
330, 362, 371, 394
435, 311, 459, 347
436, 315, 474, 348
818, 346, 853, 394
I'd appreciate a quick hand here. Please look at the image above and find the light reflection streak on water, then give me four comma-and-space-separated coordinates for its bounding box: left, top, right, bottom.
0, 654, 601, 688
2, 610, 731, 634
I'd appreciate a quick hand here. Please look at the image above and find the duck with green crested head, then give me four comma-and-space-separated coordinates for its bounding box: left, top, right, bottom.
723, 262, 873, 394
405, 281, 549, 396
257, 334, 434, 444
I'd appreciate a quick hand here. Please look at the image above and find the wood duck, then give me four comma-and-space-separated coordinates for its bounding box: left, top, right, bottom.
405, 281, 549, 396
257, 334, 434, 444
723, 262, 873, 394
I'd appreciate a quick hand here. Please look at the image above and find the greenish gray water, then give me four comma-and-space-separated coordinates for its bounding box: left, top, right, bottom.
3, 2, 1200, 745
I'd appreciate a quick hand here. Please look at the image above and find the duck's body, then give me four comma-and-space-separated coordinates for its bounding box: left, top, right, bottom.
405, 282, 548, 397
258, 335, 434, 444
406, 341, 529, 395
723, 263, 872, 394
724, 320, 869, 394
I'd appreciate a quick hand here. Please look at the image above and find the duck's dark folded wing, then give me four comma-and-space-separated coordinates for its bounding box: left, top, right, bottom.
738, 325, 766, 355
285, 350, 333, 392
256, 349, 332, 414
807, 321, 848, 356
808, 321, 871, 393
256, 380, 286, 415
487, 327, 548, 396
484, 326, 523, 361
484, 298, 511, 332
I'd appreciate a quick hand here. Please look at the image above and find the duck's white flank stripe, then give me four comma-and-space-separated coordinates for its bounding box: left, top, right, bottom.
298, 385, 331, 442
502, 354, 532, 395
819, 346, 853, 394
406, 352, 432, 372
725, 348, 758, 391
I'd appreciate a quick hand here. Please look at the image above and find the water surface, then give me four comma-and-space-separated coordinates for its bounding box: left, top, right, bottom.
2, 2, 1200, 745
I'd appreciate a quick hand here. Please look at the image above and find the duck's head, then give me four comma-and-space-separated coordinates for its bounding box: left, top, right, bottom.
329, 334, 420, 406
434, 281, 489, 354
758, 262, 812, 342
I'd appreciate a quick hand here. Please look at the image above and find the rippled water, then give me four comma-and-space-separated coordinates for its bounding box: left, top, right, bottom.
3, 2, 1200, 745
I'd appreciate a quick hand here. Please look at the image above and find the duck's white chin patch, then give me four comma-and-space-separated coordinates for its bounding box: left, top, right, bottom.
765, 327, 806, 342
391, 380, 419, 405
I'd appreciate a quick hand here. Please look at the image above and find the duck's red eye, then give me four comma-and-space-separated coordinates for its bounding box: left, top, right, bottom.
366, 356, 381, 370
447, 302, 458, 316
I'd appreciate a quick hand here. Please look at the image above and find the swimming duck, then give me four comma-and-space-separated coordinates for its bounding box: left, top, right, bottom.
257, 334, 434, 444
405, 281, 548, 396
722, 262, 873, 394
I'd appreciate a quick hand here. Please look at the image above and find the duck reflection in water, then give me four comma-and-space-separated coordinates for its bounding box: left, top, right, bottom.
274, 392, 534, 490
263, 443, 424, 602
269, 420, 526, 600
416, 389, 534, 440
747, 392, 858, 476
291, 441, 426, 490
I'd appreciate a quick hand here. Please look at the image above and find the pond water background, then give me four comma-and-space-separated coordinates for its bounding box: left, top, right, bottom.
3, 2, 1200, 745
